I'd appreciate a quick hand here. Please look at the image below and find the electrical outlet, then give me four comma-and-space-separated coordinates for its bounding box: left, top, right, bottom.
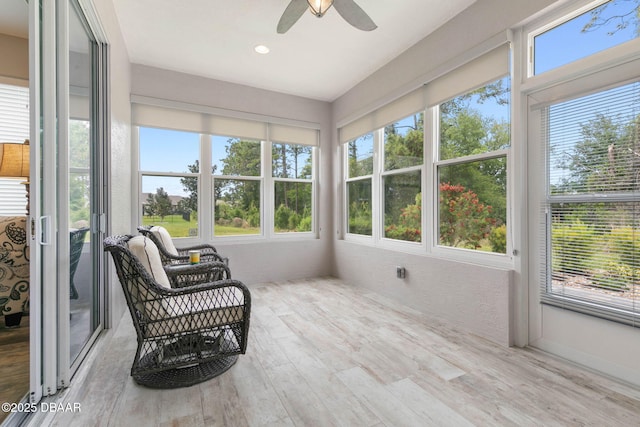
396, 266, 406, 279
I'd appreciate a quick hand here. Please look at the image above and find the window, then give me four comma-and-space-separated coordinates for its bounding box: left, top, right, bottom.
139, 127, 200, 237
436, 77, 510, 253
340, 44, 510, 261
346, 133, 374, 236
212, 136, 262, 236
383, 114, 424, 242
344, 115, 426, 244
532, 0, 640, 75
541, 80, 640, 324
272, 142, 313, 233
134, 103, 319, 241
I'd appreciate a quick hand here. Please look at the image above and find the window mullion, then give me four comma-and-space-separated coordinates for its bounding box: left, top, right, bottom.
425, 107, 437, 252
373, 128, 383, 242
264, 139, 272, 238
201, 133, 212, 241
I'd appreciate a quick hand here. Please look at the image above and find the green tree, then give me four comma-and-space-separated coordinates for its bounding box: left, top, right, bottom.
384, 113, 424, 170
347, 134, 374, 177
69, 120, 91, 225
146, 187, 172, 221
385, 192, 422, 242
69, 175, 90, 224
559, 113, 640, 194
218, 139, 261, 214
179, 160, 200, 214
272, 143, 313, 230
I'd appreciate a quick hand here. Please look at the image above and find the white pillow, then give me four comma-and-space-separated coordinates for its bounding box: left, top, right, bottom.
127, 235, 171, 289
150, 226, 178, 256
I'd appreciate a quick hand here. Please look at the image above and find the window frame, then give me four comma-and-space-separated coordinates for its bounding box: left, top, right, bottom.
271, 141, 316, 236
211, 135, 264, 239
535, 79, 640, 326
431, 75, 512, 259
134, 123, 319, 244
524, 0, 640, 87
525, 1, 640, 326
137, 126, 202, 239
342, 88, 513, 268
344, 131, 378, 243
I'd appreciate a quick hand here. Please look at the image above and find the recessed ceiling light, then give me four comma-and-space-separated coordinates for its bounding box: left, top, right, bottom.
254, 45, 270, 54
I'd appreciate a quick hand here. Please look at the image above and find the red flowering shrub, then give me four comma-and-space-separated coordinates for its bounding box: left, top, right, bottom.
439, 182, 497, 249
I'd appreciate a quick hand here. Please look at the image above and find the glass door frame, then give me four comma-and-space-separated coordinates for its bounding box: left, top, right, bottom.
31, 0, 109, 400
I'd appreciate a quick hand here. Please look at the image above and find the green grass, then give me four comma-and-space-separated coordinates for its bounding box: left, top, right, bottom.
142, 215, 198, 238
142, 215, 260, 237
214, 225, 260, 236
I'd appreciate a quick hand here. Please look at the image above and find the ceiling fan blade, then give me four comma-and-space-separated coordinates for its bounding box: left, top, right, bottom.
277, 0, 309, 34
333, 0, 377, 31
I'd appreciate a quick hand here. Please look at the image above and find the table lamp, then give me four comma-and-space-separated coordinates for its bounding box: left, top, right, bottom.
0, 139, 30, 215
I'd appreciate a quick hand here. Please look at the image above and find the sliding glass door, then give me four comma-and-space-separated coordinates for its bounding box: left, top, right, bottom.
33, 0, 108, 398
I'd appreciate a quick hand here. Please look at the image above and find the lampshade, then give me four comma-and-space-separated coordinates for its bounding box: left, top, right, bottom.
307, 0, 334, 17
0, 140, 30, 179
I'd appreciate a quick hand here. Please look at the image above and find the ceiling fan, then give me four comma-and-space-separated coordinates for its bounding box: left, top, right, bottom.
277, 0, 377, 34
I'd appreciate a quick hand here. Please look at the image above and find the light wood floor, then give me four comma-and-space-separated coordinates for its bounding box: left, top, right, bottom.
0, 315, 29, 425
41, 277, 640, 426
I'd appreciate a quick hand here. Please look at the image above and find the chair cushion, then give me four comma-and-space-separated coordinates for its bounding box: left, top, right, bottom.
150, 226, 178, 256
127, 236, 171, 289
145, 288, 245, 337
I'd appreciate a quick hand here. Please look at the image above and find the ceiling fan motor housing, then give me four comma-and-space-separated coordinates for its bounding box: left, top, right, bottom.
308, 0, 334, 17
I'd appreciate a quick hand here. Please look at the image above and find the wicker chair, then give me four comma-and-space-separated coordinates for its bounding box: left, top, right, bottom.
69, 227, 89, 299
137, 225, 229, 266
104, 234, 250, 388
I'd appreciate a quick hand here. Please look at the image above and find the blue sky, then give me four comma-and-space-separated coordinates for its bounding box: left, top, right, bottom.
535, 0, 638, 73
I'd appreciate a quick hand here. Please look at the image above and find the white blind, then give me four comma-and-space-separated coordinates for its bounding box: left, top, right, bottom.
425, 43, 510, 107
0, 82, 29, 143
0, 82, 29, 216
540, 80, 640, 327
339, 89, 425, 143
339, 43, 510, 143
270, 123, 318, 146
132, 102, 318, 145
0, 179, 27, 216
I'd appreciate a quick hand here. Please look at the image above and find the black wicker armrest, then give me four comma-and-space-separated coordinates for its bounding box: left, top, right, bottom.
164, 260, 231, 288
176, 243, 219, 253
137, 225, 230, 266
172, 250, 229, 266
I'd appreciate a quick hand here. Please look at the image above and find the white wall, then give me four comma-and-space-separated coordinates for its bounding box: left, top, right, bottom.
533, 306, 640, 386
0, 33, 28, 80
334, 243, 513, 346
130, 65, 334, 283
94, 0, 132, 327
330, 0, 558, 346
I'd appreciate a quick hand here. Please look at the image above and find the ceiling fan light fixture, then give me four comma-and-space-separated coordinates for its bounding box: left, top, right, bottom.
307, 0, 334, 17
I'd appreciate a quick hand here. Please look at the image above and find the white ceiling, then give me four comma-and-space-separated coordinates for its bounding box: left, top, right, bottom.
112, 0, 476, 101
1, 0, 478, 102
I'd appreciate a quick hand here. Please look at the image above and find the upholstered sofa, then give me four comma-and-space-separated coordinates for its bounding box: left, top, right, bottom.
0, 216, 29, 327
